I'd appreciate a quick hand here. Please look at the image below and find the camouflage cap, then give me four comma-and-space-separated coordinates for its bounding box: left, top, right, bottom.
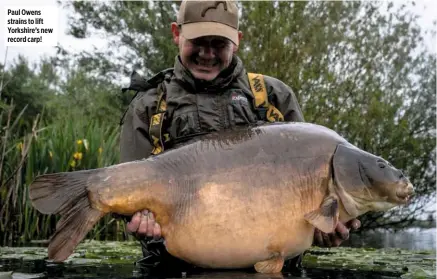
177, 0, 239, 45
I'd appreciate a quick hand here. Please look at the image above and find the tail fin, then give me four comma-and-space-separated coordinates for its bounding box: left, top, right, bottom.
29, 170, 106, 262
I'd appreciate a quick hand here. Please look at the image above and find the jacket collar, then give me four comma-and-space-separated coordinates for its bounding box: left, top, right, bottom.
173, 54, 245, 93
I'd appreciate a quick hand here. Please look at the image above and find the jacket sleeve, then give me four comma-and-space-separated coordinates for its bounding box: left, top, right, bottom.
264, 76, 305, 122
119, 90, 155, 163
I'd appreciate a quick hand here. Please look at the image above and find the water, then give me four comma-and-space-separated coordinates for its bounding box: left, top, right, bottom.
0, 228, 435, 279
0, 259, 408, 279
344, 228, 436, 251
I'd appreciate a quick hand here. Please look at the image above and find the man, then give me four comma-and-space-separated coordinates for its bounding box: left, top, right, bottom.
119, 0, 360, 273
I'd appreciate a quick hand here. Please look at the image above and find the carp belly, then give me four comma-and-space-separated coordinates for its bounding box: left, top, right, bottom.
163, 215, 316, 269
160, 181, 321, 269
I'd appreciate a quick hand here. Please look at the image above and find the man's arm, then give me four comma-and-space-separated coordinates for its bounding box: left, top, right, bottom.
265, 76, 361, 247
263, 76, 305, 122
120, 94, 154, 163
119, 91, 162, 239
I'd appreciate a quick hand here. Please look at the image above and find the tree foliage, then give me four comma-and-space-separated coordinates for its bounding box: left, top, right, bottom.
0, 56, 58, 135
57, 1, 179, 79
47, 66, 124, 125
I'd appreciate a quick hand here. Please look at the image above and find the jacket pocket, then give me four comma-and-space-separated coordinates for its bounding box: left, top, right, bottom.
228, 96, 258, 125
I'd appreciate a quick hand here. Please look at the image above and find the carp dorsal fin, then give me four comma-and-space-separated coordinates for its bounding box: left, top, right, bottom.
304, 195, 339, 233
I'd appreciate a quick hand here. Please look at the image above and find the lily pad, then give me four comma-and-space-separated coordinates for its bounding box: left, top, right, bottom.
303, 247, 436, 278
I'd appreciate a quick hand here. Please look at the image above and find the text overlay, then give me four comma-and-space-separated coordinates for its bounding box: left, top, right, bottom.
5, 6, 59, 46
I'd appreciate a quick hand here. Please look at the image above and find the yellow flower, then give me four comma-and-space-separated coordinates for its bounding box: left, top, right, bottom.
17, 142, 23, 151
98, 147, 103, 154
73, 152, 83, 160
76, 139, 83, 145
70, 160, 76, 167
49, 151, 53, 159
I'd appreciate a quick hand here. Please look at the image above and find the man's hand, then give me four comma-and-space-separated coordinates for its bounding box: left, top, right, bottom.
313, 219, 361, 247
126, 209, 162, 240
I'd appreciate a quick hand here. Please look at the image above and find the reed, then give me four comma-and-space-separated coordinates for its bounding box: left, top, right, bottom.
0, 103, 131, 246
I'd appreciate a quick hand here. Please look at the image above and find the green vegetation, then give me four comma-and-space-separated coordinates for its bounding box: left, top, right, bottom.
0, 104, 126, 245
0, 0, 435, 246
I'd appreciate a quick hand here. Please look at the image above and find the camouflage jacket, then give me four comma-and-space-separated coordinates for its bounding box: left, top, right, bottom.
119, 55, 305, 162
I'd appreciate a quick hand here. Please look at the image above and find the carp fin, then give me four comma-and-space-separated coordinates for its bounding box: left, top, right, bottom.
254, 254, 284, 274
29, 170, 106, 262
304, 196, 339, 233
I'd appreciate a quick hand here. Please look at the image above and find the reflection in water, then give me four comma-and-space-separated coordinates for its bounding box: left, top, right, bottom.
343, 228, 436, 251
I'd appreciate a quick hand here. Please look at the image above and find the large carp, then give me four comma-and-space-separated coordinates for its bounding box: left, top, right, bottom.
29, 122, 414, 273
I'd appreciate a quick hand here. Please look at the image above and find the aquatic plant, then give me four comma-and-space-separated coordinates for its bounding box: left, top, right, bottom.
0, 243, 435, 278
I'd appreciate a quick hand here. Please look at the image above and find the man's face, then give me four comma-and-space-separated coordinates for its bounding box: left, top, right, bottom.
171, 23, 242, 81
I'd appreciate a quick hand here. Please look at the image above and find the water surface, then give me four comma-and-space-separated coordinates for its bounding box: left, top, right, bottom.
0, 229, 435, 279
344, 228, 436, 251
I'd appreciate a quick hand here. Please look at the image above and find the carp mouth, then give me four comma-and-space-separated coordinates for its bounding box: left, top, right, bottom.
394, 181, 415, 204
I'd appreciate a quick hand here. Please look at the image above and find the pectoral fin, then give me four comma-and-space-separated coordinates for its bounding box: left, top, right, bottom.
254, 254, 284, 274
304, 196, 339, 233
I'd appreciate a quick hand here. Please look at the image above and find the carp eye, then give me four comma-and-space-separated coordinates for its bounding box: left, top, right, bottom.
377, 160, 386, 169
